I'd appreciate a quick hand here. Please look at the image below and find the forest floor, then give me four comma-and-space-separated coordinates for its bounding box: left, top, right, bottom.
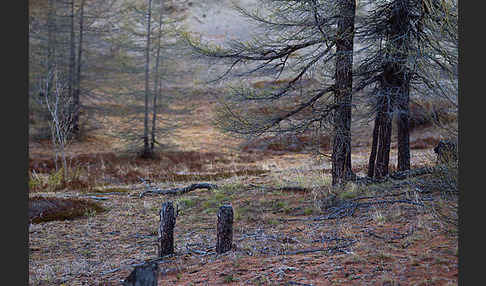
28, 1, 457, 285
28, 85, 458, 285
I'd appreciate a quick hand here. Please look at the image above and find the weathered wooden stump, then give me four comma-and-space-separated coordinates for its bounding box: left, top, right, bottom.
122, 262, 158, 286
216, 204, 234, 254
158, 201, 176, 257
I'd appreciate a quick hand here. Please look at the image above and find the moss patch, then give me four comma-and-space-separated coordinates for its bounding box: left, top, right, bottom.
29, 196, 106, 223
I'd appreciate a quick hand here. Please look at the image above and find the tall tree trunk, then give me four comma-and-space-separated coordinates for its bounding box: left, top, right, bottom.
69, 0, 76, 123
374, 94, 392, 178
367, 0, 411, 178
332, 0, 356, 185
397, 0, 429, 171
397, 84, 410, 171
142, 0, 153, 158
151, 0, 163, 152
393, 0, 411, 172
47, 0, 56, 99
367, 114, 380, 178
72, 0, 85, 136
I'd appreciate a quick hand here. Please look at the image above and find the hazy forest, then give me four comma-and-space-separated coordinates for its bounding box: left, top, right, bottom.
29, 0, 458, 285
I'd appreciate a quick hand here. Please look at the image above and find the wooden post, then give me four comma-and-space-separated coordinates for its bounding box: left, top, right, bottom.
122, 262, 158, 286
158, 201, 176, 257
216, 204, 234, 254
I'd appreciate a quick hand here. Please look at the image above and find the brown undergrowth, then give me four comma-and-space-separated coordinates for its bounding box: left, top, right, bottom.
28, 150, 268, 193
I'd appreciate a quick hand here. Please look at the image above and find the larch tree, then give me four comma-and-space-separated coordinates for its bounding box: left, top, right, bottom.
106, 0, 186, 156
184, 0, 357, 185
29, 0, 120, 140
142, 0, 153, 158
332, 0, 357, 185
354, 0, 457, 178
151, 0, 164, 153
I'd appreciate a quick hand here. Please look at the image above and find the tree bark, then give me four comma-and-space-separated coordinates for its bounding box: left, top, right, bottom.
158, 201, 176, 257
367, 115, 380, 178
374, 101, 392, 178
397, 85, 410, 171
332, 0, 356, 185
216, 205, 233, 254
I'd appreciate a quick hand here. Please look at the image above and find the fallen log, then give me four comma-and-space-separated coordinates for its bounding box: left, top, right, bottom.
139, 177, 218, 198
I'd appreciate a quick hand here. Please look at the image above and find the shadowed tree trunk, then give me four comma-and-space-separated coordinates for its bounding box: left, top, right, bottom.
367, 0, 412, 178
374, 93, 392, 178
397, 83, 410, 171
332, 0, 356, 185
216, 205, 233, 254
367, 114, 379, 178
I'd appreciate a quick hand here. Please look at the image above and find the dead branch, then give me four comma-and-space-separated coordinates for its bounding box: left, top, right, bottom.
138, 177, 218, 198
